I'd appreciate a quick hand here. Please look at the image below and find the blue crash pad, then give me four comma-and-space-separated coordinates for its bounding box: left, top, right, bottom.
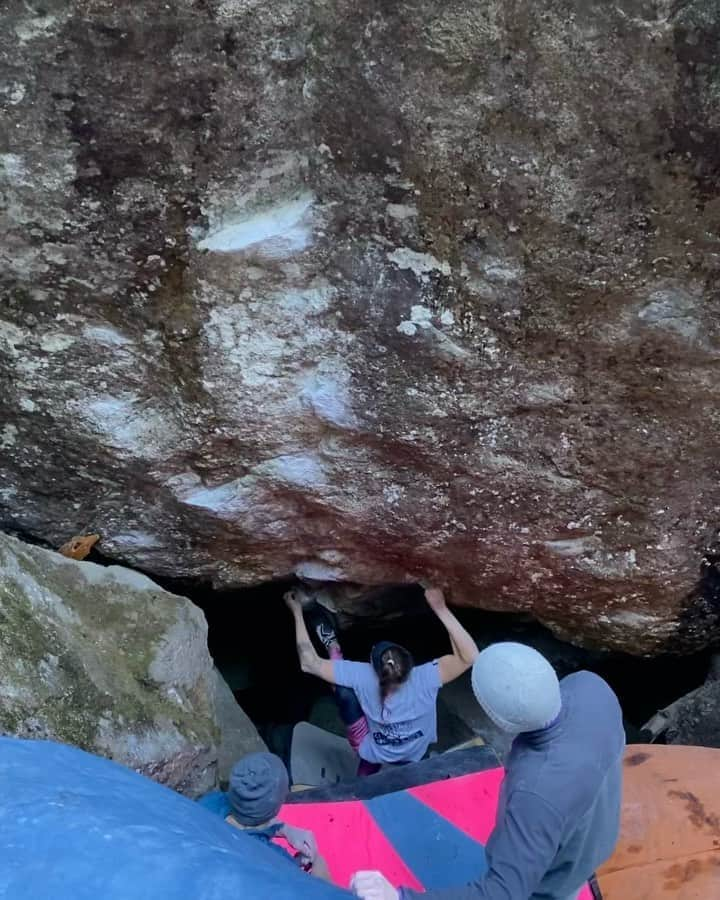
0, 736, 348, 899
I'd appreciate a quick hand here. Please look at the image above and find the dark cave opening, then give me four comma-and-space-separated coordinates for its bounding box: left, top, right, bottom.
187, 579, 714, 763
190, 581, 460, 762
11, 523, 713, 759
10, 526, 714, 748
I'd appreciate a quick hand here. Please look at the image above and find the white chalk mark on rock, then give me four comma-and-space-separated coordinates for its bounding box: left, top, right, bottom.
83, 325, 133, 347
300, 375, 358, 429
198, 193, 314, 257
386, 203, 418, 220
181, 479, 253, 515
109, 531, 165, 550
1, 425, 18, 449
294, 560, 346, 581
387, 247, 451, 281
396, 321, 418, 336
543, 536, 603, 557
39, 333, 76, 353
410, 305, 434, 327
637, 288, 700, 342
78, 395, 177, 458
258, 453, 326, 489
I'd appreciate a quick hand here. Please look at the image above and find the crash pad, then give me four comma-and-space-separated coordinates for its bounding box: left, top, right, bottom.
291, 721, 359, 787
5, 735, 716, 900
0, 736, 346, 900
598, 745, 720, 899
287, 742, 501, 802
281, 767, 595, 898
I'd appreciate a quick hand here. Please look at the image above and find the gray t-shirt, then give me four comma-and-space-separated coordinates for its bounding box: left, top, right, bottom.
333, 660, 442, 764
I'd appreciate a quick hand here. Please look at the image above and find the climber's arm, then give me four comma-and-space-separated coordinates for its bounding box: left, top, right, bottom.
285, 591, 335, 683
425, 587, 479, 685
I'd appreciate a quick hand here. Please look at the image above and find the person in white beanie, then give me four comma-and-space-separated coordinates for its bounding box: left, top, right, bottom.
351, 643, 624, 900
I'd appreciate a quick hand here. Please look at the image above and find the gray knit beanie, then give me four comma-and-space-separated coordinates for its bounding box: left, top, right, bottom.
228, 752, 289, 826
471, 642, 562, 734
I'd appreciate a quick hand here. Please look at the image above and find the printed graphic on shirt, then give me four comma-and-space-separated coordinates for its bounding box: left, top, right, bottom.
373, 721, 424, 747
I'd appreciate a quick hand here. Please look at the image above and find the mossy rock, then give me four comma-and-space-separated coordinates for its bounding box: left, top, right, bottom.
0, 533, 225, 796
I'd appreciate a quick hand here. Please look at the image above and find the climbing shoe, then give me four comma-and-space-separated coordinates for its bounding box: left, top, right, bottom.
303, 602, 340, 656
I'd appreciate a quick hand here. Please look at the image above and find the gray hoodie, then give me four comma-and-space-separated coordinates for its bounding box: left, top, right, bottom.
402, 671, 624, 900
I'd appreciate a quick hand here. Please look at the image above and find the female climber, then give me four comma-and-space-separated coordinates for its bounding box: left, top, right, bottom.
285, 585, 478, 775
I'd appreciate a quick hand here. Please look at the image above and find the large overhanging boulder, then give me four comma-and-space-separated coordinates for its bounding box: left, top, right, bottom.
1, 1, 719, 654
0, 532, 264, 796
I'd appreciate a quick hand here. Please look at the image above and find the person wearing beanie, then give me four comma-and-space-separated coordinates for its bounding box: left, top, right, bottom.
201, 752, 332, 882
286, 586, 479, 775
227, 751, 290, 827
351, 643, 624, 900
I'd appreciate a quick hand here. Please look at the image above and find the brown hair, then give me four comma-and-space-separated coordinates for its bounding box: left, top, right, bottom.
379, 645, 414, 705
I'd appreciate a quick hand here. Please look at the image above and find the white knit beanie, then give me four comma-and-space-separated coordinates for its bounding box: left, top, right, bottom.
471, 642, 562, 734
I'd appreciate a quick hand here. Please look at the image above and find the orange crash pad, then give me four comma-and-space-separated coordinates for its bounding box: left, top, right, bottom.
599, 745, 720, 898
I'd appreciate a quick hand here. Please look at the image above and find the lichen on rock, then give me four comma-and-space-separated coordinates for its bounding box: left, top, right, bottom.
0, 532, 262, 795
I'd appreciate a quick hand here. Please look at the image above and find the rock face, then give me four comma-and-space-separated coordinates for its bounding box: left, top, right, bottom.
1, 1, 720, 654
213, 666, 268, 785
0, 532, 262, 795
665, 677, 720, 749
644, 655, 720, 748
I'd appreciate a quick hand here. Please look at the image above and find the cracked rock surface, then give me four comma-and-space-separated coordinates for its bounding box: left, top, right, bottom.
1, 0, 720, 653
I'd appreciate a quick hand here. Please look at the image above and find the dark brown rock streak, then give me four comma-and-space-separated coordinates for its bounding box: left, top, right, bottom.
2, 1, 720, 653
